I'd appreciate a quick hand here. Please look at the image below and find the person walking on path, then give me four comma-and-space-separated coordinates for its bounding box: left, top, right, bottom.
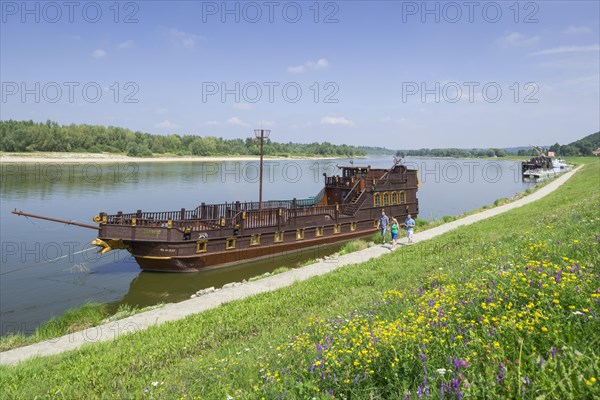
377, 210, 389, 244
404, 214, 416, 244
390, 218, 399, 250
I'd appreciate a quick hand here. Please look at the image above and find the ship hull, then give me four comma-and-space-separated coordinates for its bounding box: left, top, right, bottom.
130, 227, 378, 272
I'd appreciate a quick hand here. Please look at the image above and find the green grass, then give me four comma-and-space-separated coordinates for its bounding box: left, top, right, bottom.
1, 159, 598, 399
0, 303, 108, 352
339, 239, 369, 255
0, 303, 163, 352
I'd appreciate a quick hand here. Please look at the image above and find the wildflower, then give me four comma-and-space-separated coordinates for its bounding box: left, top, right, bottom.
436, 368, 447, 376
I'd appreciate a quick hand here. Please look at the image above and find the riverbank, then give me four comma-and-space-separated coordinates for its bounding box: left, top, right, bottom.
0, 161, 597, 398
0, 152, 350, 163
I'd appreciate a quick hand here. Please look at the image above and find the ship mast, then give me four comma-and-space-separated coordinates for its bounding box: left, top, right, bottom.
254, 128, 271, 209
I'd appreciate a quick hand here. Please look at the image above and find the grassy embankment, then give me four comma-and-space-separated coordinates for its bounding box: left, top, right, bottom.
0, 304, 161, 352
1, 159, 598, 399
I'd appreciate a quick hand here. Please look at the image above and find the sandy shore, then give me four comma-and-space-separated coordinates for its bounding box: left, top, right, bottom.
0, 152, 343, 164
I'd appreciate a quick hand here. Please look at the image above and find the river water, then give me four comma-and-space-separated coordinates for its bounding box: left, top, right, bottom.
0, 157, 533, 335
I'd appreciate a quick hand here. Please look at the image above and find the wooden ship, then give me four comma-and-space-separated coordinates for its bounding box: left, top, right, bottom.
13, 159, 420, 272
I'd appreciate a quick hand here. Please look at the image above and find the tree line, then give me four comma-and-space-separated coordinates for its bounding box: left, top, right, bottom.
395, 148, 510, 158
395, 130, 599, 158
0, 120, 366, 158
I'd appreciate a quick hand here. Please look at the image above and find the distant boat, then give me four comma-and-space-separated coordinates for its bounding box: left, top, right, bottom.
521, 147, 571, 182
552, 158, 572, 172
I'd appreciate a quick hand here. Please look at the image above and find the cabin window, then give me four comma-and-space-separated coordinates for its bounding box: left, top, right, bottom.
315, 226, 324, 237
383, 192, 389, 206
350, 222, 357, 231
274, 231, 284, 243
373, 193, 381, 207
399, 191, 406, 204
391, 192, 398, 205
296, 229, 305, 240
226, 237, 236, 250
250, 234, 260, 246
333, 224, 342, 234
196, 240, 208, 253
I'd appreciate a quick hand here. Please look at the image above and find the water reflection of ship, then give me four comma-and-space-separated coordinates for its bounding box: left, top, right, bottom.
110, 242, 343, 310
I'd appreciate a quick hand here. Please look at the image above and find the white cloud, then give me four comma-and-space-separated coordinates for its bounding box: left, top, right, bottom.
118, 40, 134, 49
234, 103, 254, 110
226, 117, 250, 127
169, 28, 203, 48
155, 120, 180, 130
287, 65, 306, 74
563, 26, 592, 35
288, 58, 330, 74
529, 45, 600, 56
320, 116, 356, 127
498, 32, 540, 46
92, 49, 107, 58
381, 116, 408, 125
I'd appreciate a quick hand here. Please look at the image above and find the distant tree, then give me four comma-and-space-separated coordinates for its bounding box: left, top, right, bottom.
493, 148, 507, 157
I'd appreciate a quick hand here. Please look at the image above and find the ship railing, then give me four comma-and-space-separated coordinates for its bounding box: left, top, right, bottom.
240, 208, 280, 229
325, 175, 353, 188
104, 195, 333, 228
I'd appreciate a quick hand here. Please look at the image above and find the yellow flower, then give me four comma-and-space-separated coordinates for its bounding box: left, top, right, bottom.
541, 326, 548, 332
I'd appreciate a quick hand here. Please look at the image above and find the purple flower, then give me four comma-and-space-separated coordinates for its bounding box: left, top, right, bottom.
555, 270, 562, 284
417, 385, 423, 398
354, 374, 360, 383
551, 346, 557, 360
453, 379, 459, 391
428, 299, 435, 307
420, 353, 427, 363
498, 363, 505, 381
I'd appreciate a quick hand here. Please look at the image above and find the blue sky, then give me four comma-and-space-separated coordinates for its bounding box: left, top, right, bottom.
1, 1, 598, 149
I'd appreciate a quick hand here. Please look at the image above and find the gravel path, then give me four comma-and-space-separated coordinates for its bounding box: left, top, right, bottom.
0, 166, 580, 365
